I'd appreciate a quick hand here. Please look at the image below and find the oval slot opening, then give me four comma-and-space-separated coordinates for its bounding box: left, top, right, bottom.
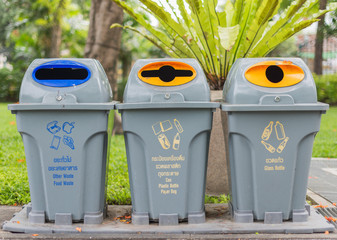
244, 61, 305, 88
35, 68, 89, 80
32, 60, 91, 87
141, 65, 193, 83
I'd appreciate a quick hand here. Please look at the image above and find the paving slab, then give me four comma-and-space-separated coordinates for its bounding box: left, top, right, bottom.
1, 203, 336, 239
309, 158, 337, 204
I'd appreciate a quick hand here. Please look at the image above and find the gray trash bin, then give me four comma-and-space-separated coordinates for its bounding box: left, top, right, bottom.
221, 58, 328, 224
8, 59, 115, 224
116, 59, 218, 225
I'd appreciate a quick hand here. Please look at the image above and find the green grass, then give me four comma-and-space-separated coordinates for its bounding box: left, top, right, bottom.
312, 107, 337, 158
0, 104, 29, 205
1, 103, 336, 205
107, 135, 131, 205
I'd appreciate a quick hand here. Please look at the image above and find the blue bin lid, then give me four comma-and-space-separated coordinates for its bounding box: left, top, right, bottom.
17, 58, 113, 104
32, 60, 91, 88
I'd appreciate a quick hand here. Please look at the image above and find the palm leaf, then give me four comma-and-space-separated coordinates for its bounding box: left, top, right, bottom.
255, 19, 319, 57
111, 0, 173, 50
228, 0, 258, 71
224, 0, 235, 27
186, 0, 218, 75
243, 0, 281, 56
250, 4, 335, 57
175, 0, 211, 72
248, 0, 307, 56
112, 0, 335, 89
204, 0, 222, 78
218, 25, 240, 51
233, 0, 244, 25
140, 0, 214, 66
111, 24, 180, 57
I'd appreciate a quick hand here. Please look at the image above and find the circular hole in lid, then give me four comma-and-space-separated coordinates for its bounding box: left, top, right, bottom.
158, 65, 176, 82
265, 65, 284, 83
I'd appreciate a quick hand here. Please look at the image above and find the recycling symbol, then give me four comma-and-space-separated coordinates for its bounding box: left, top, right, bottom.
261, 121, 289, 154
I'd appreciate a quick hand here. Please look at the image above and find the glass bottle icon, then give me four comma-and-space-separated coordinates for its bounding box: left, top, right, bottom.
261, 121, 273, 141
277, 137, 289, 153
261, 140, 275, 153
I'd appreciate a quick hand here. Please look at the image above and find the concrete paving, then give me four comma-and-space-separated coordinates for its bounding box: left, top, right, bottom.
1, 200, 336, 239
309, 158, 337, 204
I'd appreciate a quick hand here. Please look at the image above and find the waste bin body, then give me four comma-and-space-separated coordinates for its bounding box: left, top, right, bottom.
221, 58, 328, 223
117, 59, 218, 225
8, 59, 115, 224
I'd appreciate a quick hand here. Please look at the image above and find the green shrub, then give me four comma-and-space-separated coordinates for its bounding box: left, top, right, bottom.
205, 194, 230, 204
0, 68, 23, 102
314, 73, 337, 105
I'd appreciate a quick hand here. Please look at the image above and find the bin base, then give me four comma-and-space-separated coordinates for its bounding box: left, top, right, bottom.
131, 212, 205, 226
28, 211, 45, 224
2, 203, 334, 234
159, 214, 179, 226
25, 203, 103, 225
233, 210, 254, 223
231, 203, 310, 224
188, 212, 206, 224
84, 212, 103, 225
132, 213, 149, 225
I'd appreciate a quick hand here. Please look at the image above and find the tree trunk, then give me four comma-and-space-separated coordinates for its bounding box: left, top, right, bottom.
314, 0, 327, 75
45, 0, 65, 58
121, 51, 132, 81
48, 23, 62, 58
85, 0, 123, 101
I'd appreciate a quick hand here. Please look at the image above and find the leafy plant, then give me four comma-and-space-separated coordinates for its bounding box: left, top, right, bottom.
0, 68, 23, 102
205, 194, 230, 204
314, 73, 337, 105
111, 0, 336, 89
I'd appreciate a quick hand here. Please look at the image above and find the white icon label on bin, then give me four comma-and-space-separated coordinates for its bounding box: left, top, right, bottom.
152, 118, 184, 150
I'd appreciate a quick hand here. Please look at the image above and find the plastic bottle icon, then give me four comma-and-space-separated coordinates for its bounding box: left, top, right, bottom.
261, 121, 273, 141
277, 137, 289, 153
261, 140, 275, 153
158, 134, 170, 150
172, 133, 180, 150
275, 121, 286, 140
